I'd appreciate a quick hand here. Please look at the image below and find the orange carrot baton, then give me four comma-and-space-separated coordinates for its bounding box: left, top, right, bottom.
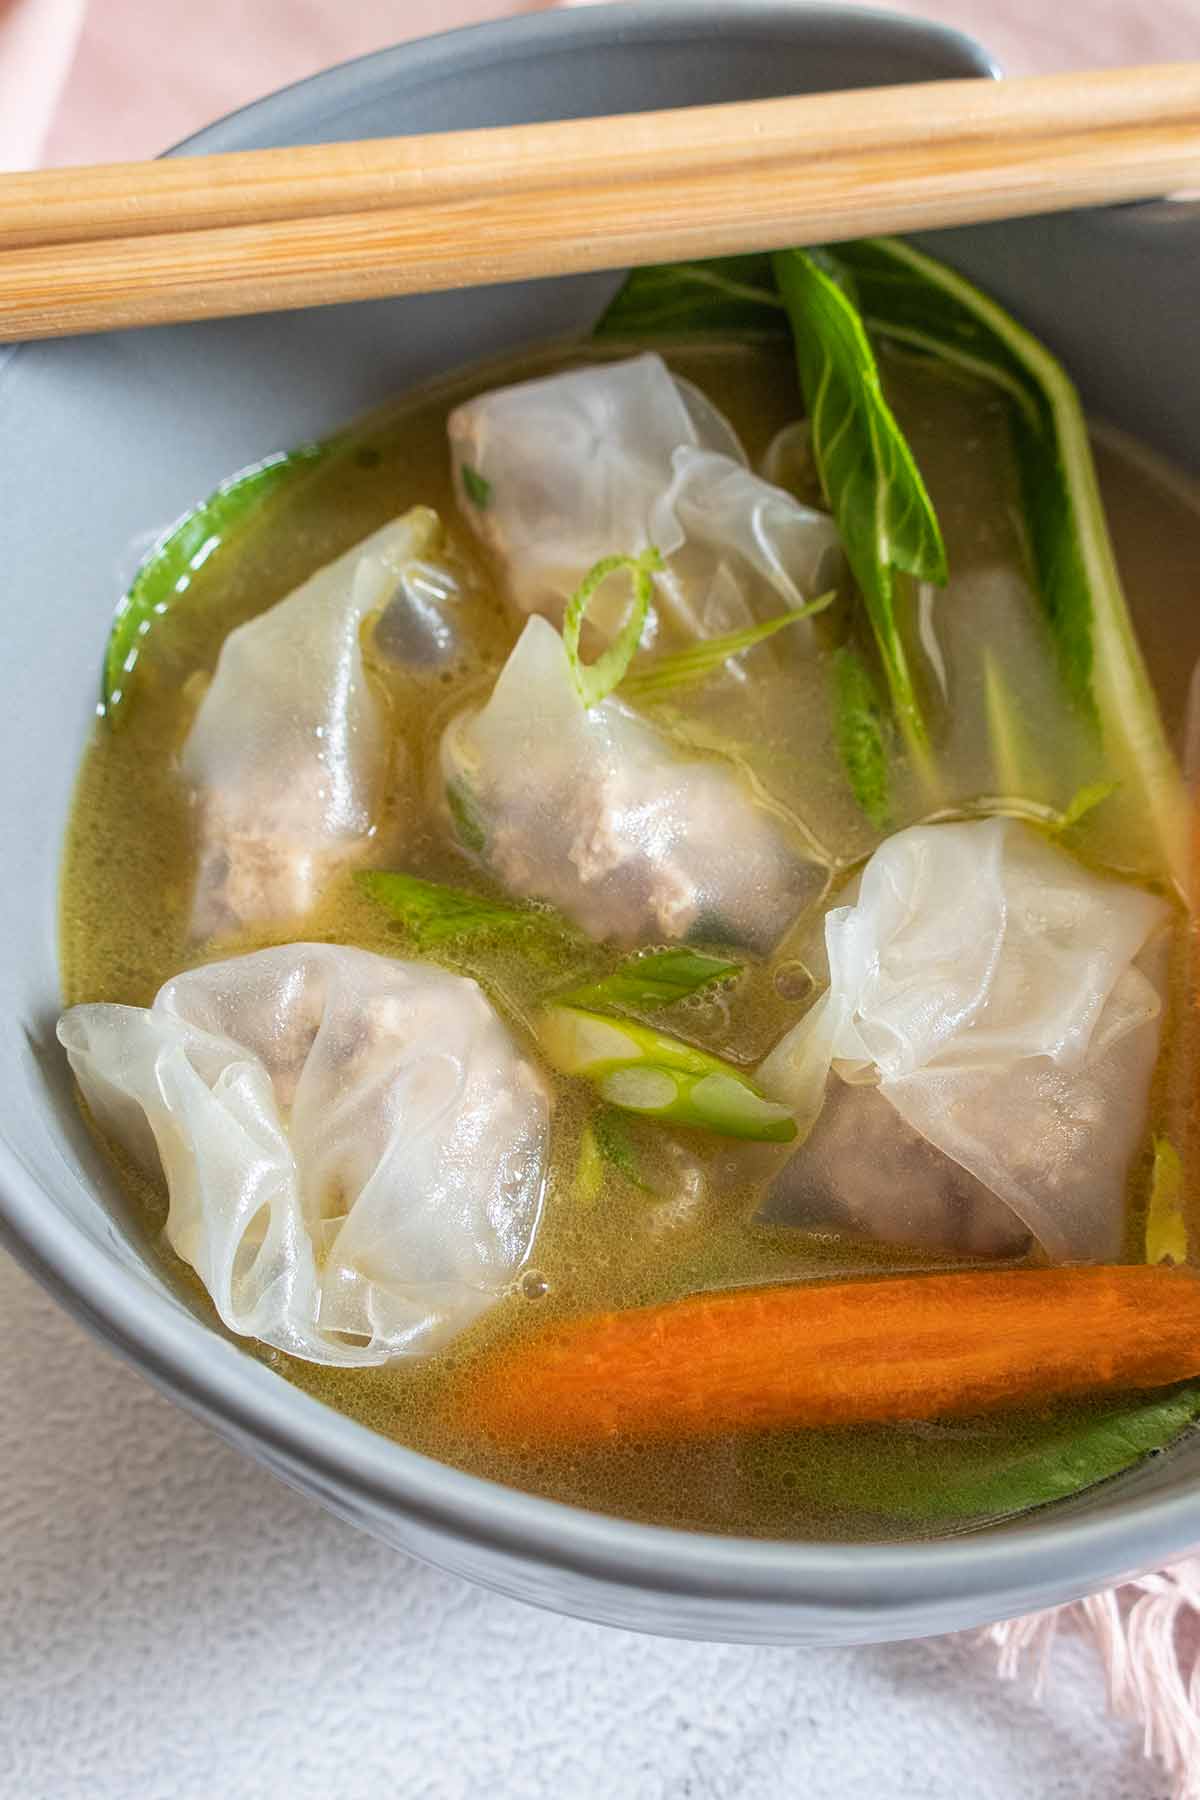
459, 1266, 1200, 1447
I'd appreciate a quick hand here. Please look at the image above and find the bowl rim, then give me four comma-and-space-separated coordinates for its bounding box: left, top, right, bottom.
7, 0, 1197, 1628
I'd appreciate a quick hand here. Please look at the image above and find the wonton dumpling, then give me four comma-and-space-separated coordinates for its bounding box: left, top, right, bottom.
440, 614, 822, 949
182, 509, 441, 938
58, 945, 550, 1364
448, 354, 840, 644
762, 1079, 1030, 1257
759, 817, 1170, 1261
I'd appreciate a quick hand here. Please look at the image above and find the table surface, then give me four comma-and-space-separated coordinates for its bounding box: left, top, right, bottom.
5, 2, 1199, 1794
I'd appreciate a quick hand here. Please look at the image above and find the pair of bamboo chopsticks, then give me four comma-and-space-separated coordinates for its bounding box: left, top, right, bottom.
0, 64, 1198, 344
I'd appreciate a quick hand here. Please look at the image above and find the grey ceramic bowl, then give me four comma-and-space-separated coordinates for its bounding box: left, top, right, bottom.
3, 2, 1199, 1646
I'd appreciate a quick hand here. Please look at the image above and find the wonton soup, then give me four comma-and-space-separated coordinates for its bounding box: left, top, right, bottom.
57, 241, 1200, 1539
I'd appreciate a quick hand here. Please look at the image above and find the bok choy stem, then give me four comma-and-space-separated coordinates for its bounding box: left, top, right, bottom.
829, 236, 1188, 891
595, 239, 1187, 883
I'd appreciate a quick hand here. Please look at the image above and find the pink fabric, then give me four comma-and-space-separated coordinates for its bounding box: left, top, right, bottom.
3, 0, 556, 170
988, 1559, 1200, 1800
0, 0, 86, 167
7, 0, 1200, 169
6, 0, 1200, 1789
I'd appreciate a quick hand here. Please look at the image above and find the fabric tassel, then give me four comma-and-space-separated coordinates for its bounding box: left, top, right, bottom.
985, 1557, 1200, 1798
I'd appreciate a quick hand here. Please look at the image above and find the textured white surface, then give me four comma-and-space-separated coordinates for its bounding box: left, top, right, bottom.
0, 1248, 1167, 1800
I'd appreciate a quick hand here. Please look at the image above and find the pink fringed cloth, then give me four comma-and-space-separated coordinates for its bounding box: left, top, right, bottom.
986, 1560, 1200, 1797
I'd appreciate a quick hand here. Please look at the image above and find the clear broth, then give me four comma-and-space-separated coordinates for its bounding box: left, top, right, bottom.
59, 341, 1200, 1539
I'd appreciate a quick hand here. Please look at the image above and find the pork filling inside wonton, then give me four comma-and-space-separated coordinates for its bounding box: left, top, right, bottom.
440, 614, 824, 949
182, 508, 446, 938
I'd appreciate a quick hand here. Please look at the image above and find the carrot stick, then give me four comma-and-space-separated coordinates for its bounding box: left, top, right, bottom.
459, 1267, 1200, 1447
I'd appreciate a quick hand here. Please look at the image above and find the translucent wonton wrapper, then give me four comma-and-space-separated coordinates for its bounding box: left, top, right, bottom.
440, 614, 822, 949
58, 945, 550, 1364
761, 1079, 1031, 1258
448, 353, 841, 644
759, 818, 1170, 1261
182, 508, 443, 938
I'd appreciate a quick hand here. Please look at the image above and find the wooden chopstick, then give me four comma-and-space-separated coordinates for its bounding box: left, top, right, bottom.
2, 65, 1198, 343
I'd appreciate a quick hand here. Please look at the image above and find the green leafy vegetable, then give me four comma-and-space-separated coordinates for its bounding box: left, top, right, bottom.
772, 248, 947, 750
827, 236, 1187, 889
575, 1108, 657, 1196
597, 241, 1186, 877
537, 1004, 796, 1142
596, 248, 942, 807
592, 1105, 657, 1193
1055, 778, 1118, 834
560, 947, 741, 1013
831, 645, 890, 828
595, 254, 783, 340
1147, 1135, 1188, 1266
562, 549, 663, 709
357, 870, 573, 951
575, 1122, 604, 1203
445, 780, 488, 853
755, 1386, 1200, 1524
103, 443, 327, 723
618, 592, 836, 705
460, 462, 492, 509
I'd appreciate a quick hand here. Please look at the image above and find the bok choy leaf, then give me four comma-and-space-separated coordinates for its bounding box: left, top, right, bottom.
831, 644, 891, 828
771, 248, 948, 751
824, 236, 1187, 889
596, 239, 1186, 884
103, 443, 327, 724
595, 255, 783, 340
601, 251, 947, 752
757, 1384, 1200, 1524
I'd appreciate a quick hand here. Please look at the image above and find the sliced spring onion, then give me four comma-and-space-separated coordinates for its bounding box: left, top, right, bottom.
562, 548, 663, 709
619, 592, 836, 705
1054, 778, 1118, 834
1146, 1135, 1188, 1265
536, 1004, 796, 1143
575, 1122, 605, 1203
357, 870, 572, 950
445, 779, 488, 853
460, 462, 491, 509
591, 1104, 657, 1193
559, 947, 741, 1013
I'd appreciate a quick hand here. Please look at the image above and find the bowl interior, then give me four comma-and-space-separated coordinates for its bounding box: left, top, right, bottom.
3, 2, 1200, 1642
